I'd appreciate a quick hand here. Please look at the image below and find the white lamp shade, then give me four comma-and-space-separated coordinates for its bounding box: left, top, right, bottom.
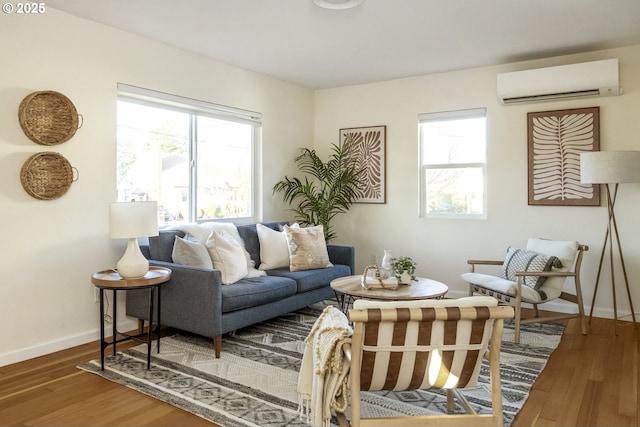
109, 201, 159, 238
312, 0, 364, 9
580, 151, 640, 184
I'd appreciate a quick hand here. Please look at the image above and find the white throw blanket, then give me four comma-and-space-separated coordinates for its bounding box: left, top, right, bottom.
298, 306, 352, 427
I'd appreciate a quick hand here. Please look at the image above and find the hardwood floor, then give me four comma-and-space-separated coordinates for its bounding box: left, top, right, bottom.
0, 337, 216, 427
1, 317, 638, 427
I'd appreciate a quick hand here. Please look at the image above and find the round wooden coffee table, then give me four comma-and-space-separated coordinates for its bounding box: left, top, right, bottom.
330, 275, 449, 312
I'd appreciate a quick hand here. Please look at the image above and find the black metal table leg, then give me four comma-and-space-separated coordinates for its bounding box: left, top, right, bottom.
156, 285, 161, 354
112, 290, 117, 356
99, 288, 105, 371
146, 286, 154, 369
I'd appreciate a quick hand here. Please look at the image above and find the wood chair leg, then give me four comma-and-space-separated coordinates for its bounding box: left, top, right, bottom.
214, 335, 221, 358
514, 303, 522, 344
335, 411, 351, 427
137, 319, 145, 335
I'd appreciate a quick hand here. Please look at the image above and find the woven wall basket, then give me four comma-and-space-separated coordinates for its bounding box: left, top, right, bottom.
18, 91, 82, 145
20, 152, 76, 200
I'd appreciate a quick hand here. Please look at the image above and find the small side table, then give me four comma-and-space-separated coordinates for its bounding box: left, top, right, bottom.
91, 266, 171, 370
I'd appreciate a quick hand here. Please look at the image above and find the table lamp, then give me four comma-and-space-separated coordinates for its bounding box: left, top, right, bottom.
580, 150, 640, 333
109, 201, 159, 279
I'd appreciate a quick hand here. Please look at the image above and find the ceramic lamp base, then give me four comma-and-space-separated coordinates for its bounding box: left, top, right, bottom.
117, 238, 149, 279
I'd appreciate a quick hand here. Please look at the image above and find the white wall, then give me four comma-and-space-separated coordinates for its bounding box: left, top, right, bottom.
3, 9, 639, 367
316, 45, 640, 321
0, 9, 310, 366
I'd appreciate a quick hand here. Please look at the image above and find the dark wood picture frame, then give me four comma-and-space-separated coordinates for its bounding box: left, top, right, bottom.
527, 107, 600, 206
339, 125, 386, 204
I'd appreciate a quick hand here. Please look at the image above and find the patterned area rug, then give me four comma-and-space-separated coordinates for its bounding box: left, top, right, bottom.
78, 301, 564, 427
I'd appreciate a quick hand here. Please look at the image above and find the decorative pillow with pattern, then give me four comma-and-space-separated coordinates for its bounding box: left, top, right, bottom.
500, 247, 561, 297
284, 224, 333, 272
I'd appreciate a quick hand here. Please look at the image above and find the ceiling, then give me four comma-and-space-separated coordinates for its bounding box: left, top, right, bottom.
47, 0, 640, 89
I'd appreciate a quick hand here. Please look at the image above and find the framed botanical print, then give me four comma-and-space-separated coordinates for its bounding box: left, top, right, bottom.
339, 125, 386, 204
527, 107, 600, 206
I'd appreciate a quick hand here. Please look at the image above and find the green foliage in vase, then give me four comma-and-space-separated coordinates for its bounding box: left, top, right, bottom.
272, 138, 365, 242
390, 256, 417, 281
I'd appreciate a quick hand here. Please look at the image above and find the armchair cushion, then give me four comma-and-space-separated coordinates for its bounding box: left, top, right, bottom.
526, 238, 579, 301
461, 272, 545, 303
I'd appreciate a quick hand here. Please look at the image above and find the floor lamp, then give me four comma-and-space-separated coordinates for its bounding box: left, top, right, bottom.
580, 151, 640, 334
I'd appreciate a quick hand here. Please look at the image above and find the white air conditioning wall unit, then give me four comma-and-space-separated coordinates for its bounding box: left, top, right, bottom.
497, 59, 622, 105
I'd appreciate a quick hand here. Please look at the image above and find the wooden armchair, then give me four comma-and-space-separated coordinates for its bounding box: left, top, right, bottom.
335, 296, 514, 427
462, 238, 588, 343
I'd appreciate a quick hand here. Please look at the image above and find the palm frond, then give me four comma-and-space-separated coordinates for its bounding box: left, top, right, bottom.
272, 139, 365, 241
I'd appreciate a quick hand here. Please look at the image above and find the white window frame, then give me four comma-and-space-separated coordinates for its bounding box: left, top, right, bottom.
117, 83, 261, 223
418, 107, 487, 219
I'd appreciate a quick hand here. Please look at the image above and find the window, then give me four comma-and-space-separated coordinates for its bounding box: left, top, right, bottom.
419, 108, 487, 218
116, 84, 261, 226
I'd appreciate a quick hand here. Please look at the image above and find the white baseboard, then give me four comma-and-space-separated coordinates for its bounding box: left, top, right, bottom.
447, 289, 634, 321
0, 319, 138, 367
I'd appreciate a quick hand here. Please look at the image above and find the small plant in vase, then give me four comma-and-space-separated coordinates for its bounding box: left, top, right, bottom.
390, 256, 417, 284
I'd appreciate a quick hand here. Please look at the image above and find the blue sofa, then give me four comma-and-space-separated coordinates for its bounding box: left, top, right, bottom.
125, 221, 355, 357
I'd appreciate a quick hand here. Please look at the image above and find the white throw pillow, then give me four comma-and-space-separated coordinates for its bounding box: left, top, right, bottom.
205, 230, 249, 284
171, 236, 213, 269
167, 221, 256, 268
257, 223, 291, 270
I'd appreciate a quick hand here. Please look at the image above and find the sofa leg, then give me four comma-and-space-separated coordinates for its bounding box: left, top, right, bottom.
214, 335, 221, 358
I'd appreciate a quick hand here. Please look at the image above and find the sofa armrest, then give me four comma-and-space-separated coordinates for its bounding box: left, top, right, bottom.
125, 260, 225, 338
327, 244, 355, 275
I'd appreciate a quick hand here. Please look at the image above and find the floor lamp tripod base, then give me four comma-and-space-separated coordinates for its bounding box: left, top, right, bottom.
588, 183, 637, 335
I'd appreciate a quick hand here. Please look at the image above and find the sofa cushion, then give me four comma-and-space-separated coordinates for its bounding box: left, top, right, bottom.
256, 223, 290, 270
237, 222, 288, 267
267, 264, 351, 293
149, 230, 185, 262
284, 224, 333, 271
167, 222, 256, 270
220, 275, 297, 312
206, 230, 249, 284
172, 236, 213, 269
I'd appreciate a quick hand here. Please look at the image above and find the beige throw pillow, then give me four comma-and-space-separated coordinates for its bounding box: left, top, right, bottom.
284, 225, 333, 271
205, 230, 248, 284
172, 236, 213, 269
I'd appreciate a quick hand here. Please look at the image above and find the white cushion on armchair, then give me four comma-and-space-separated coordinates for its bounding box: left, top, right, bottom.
462, 238, 579, 304
461, 272, 545, 303
527, 238, 578, 301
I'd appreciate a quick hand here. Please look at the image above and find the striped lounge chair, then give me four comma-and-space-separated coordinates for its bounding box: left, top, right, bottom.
335, 296, 514, 427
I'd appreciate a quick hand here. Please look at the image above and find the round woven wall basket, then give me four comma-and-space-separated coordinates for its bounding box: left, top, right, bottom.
18, 91, 81, 145
20, 152, 76, 200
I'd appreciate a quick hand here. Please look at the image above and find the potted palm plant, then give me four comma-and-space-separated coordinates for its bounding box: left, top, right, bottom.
390, 256, 417, 284
272, 138, 365, 242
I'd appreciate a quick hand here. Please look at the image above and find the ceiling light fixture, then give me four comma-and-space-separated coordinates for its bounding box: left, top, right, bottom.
312, 0, 364, 10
